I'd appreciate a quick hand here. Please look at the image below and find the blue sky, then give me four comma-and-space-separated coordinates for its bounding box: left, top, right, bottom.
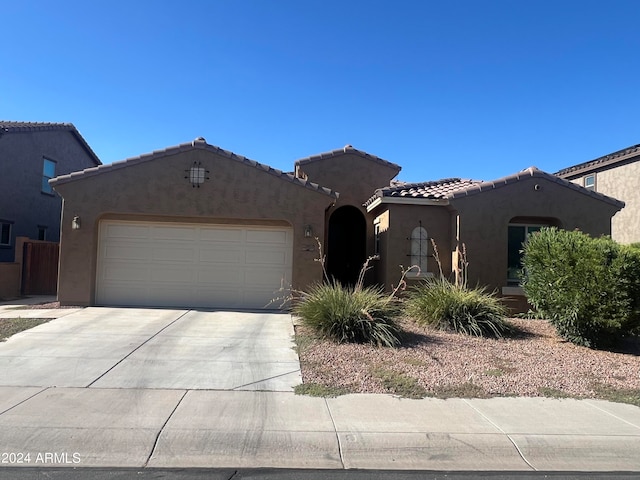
2, 0, 639, 183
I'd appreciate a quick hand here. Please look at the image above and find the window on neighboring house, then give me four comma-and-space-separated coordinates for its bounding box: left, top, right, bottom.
507, 224, 543, 284
1, 222, 11, 246
374, 223, 381, 255
584, 174, 596, 191
42, 158, 56, 194
410, 226, 429, 275
37, 226, 47, 241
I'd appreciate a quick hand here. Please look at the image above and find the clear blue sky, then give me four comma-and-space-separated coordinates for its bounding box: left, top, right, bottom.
2, 0, 639, 183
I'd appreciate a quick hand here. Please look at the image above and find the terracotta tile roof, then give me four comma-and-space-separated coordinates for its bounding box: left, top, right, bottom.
0, 121, 102, 166
295, 145, 401, 174
365, 178, 480, 206
555, 143, 640, 177
366, 167, 624, 209
50, 138, 339, 199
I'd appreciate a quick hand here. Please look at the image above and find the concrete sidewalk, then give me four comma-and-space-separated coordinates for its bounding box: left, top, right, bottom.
0, 388, 639, 471
1, 300, 639, 472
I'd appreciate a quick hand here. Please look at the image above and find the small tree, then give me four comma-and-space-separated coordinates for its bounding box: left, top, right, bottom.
522, 227, 640, 348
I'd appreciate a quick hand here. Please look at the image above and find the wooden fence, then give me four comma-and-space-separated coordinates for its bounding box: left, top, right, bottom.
21, 241, 59, 295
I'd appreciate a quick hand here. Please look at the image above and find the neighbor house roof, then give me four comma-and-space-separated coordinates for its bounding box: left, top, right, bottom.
366, 166, 624, 211
50, 137, 339, 199
295, 145, 401, 174
555, 143, 640, 178
0, 121, 102, 166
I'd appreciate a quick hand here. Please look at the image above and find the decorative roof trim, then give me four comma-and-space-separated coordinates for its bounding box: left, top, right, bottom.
365, 196, 449, 212
294, 145, 401, 174
0, 121, 102, 166
555, 143, 640, 178
449, 166, 625, 209
50, 139, 339, 199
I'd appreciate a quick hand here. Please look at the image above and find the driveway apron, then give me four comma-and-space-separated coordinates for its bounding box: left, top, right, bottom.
0, 307, 301, 391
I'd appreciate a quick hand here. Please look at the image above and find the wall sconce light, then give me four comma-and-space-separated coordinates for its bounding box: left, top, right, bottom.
304, 225, 313, 238
72, 216, 81, 230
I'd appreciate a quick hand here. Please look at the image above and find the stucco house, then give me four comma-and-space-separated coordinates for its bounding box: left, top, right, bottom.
556, 143, 640, 244
0, 121, 101, 298
51, 139, 623, 311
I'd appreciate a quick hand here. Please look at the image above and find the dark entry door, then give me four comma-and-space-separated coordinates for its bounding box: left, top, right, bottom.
327, 206, 366, 286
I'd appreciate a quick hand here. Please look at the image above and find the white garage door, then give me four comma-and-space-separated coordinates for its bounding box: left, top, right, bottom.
96, 221, 293, 309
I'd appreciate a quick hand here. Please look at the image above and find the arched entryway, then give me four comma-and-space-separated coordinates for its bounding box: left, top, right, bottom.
327, 206, 367, 286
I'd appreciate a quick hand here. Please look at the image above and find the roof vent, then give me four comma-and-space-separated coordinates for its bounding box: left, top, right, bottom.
344, 144, 353, 152
193, 137, 206, 145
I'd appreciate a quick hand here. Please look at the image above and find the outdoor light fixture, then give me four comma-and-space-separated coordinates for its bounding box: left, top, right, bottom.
72, 216, 81, 230
304, 224, 313, 238
184, 161, 210, 188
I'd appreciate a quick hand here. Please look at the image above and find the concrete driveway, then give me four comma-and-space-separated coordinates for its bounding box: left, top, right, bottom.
0, 307, 301, 391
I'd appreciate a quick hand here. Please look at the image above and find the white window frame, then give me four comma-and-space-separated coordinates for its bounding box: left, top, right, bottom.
584, 174, 596, 191
407, 226, 430, 278
374, 223, 380, 255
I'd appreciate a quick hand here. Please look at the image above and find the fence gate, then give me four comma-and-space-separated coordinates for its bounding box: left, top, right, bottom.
22, 241, 59, 295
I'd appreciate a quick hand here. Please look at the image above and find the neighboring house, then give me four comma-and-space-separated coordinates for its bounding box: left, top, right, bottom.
0, 121, 101, 297
556, 143, 640, 244
51, 139, 623, 311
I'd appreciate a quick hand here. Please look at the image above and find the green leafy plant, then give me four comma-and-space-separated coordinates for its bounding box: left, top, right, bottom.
522, 227, 640, 348
293, 281, 401, 347
291, 240, 404, 347
404, 241, 512, 338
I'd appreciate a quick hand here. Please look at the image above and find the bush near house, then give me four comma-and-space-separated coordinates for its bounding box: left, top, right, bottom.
404, 241, 512, 338
522, 227, 640, 348
404, 277, 512, 338
292, 281, 401, 347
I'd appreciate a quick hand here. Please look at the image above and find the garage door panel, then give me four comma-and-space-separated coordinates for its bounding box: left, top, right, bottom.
97, 221, 293, 309
249, 268, 289, 286
199, 248, 244, 264
199, 228, 244, 243
245, 249, 288, 265
198, 287, 244, 308
151, 247, 196, 262
100, 284, 149, 304
198, 266, 243, 284
103, 263, 149, 282
105, 224, 150, 239
104, 244, 150, 261
246, 229, 289, 245
149, 266, 196, 283
153, 226, 197, 241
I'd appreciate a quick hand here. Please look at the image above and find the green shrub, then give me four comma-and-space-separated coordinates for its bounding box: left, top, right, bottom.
404, 277, 512, 338
522, 228, 640, 348
293, 281, 401, 347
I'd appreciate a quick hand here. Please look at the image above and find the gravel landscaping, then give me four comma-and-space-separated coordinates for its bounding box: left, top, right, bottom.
295, 317, 640, 403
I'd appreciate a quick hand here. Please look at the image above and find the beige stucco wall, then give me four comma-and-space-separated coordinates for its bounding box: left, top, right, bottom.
298, 153, 400, 273
450, 175, 620, 298
568, 161, 640, 244
373, 204, 453, 291
53, 147, 335, 306
0, 263, 20, 299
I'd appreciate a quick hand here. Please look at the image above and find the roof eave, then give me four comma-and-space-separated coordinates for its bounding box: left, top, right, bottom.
50, 140, 339, 199
555, 144, 640, 178
365, 196, 450, 212
448, 167, 625, 210
295, 146, 402, 174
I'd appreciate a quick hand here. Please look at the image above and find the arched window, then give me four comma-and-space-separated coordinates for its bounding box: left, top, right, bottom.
410, 226, 429, 275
